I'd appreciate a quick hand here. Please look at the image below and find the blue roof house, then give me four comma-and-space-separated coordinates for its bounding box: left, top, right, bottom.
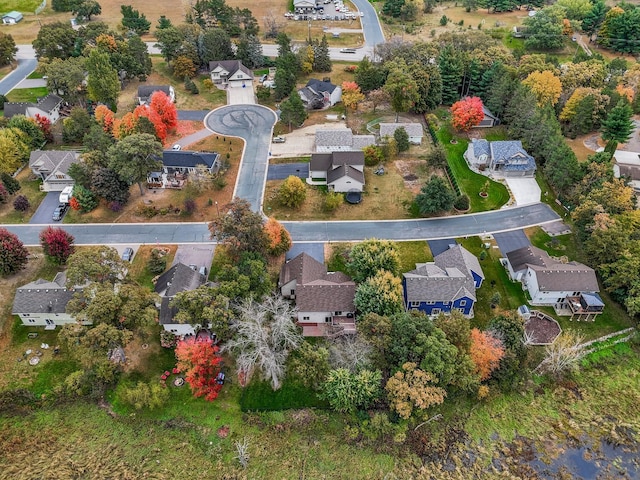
464, 139, 536, 177
2, 11, 23, 24
403, 244, 485, 317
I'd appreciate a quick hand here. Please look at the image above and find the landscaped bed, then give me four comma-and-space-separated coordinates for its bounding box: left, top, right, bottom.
525, 312, 562, 345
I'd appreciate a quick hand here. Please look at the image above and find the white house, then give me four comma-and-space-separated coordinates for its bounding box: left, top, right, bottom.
136, 85, 176, 105
293, 0, 316, 12
298, 79, 342, 109
155, 263, 207, 336
2, 11, 23, 24
279, 253, 356, 337
505, 245, 602, 312
12, 272, 88, 329
4, 94, 64, 124
208, 60, 253, 85
379, 123, 424, 144
612, 150, 640, 194
309, 151, 365, 193
29, 150, 79, 192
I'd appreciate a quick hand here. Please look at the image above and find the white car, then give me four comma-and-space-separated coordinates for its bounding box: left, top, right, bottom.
172, 144, 181, 151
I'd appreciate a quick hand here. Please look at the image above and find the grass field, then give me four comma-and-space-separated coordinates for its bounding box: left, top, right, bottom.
0, 0, 41, 13
126, 245, 178, 289
6, 86, 48, 103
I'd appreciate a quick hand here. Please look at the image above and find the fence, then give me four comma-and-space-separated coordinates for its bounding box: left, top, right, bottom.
444, 164, 461, 196
35, 0, 46, 15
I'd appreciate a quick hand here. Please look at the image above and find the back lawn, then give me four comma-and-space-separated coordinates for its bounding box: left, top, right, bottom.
0, 169, 47, 224
6, 86, 49, 103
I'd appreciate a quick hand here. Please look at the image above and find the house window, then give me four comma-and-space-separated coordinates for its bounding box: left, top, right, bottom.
410, 301, 420, 307
302, 316, 310, 321
325, 317, 331, 322
334, 311, 342, 316
557, 298, 563, 303
573, 292, 580, 296
456, 308, 465, 313
459, 300, 466, 306
431, 308, 441, 315
28, 319, 35, 323
426, 301, 436, 305
291, 289, 295, 296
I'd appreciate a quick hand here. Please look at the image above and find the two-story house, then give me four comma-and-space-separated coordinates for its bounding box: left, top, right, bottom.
308, 151, 365, 193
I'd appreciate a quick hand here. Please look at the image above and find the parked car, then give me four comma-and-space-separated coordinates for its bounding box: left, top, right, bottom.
340, 48, 357, 53
172, 144, 181, 151
121, 247, 134, 262
260, 73, 268, 83
199, 266, 208, 277
273, 136, 286, 143
52, 203, 68, 221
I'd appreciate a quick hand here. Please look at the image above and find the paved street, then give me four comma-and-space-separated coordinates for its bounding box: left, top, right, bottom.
205, 105, 277, 211
5, 203, 560, 246
177, 110, 209, 121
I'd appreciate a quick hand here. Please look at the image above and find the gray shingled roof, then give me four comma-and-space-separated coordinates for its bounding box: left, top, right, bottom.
352, 134, 376, 150
310, 153, 333, 171
482, 105, 498, 120
208, 60, 253, 78
404, 264, 476, 303
506, 245, 553, 273
316, 128, 353, 147
528, 262, 599, 292
306, 79, 337, 94
12, 272, 76, 315
379, 123, 423, 138
30, 151, 79, 181
137, 85, 171, 102
471, 138, 490, 158
155, 263, 206, 298
434, 244, 484, 282
489, 140, 536, 172
4, 94, 63, 119
37, 94, 64, 113
332, 151, 365, 167
160, 151, 219, 170
327, 164, 365, 184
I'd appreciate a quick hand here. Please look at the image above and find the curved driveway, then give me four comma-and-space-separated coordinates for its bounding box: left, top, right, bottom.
205, 105, 277, 212
3, 203, 559, 246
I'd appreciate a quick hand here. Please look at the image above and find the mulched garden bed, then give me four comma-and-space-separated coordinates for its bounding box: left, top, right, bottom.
525, 313, 562, 345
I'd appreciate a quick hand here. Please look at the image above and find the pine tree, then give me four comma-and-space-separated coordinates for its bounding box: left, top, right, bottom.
313, 35, 331, 72
279, 91, 307, 131
438, 46, 463, 105
601, 100, 634, 144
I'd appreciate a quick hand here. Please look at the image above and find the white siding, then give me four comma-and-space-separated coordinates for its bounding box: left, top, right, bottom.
298, 311, 332, 323
329, 177, 364, 193
281, 279, 297, 298
19, 313, 89, 327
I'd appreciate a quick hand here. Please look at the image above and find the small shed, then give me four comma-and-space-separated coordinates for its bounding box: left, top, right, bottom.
2, 11, 23, 24
379, 123, 424, 145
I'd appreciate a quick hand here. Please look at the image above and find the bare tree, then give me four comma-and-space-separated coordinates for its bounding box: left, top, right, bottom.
539, 330, 584, 376
235, 437, 250, 468
522, 328, 536, 347
225, 295, 302, 390
263, 13, 284, 39
329, 334, 373, 372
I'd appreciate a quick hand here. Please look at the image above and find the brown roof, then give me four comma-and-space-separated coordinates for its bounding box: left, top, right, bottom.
279, 252, 327, 286
506, 245, 553, 273
331, 151, 365, 167
327, 164, 365, 184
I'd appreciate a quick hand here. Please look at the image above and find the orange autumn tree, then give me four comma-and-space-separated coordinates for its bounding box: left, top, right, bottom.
134, 105, 167, 142
341, 81, 365, 111
149, 90, 178, 133
95, 105, 115, 134
470, 328, 505, 381
263, 217, 292, 257
451, 96, 485, 131
112, 112, 139, 140
175, 336, 224, 402
523, 70, 562, 107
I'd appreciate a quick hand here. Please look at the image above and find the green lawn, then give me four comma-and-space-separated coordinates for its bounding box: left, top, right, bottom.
0, 170, 47, 224
395, 240, 433, 272
6, 86, 49, 103
528, 227, 578, 261
0, 0, 41, 11
436, 126, 510, 212
26, 71, 44, 79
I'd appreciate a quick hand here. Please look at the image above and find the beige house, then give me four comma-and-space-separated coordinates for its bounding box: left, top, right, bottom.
209, 60, 253, 85
308, 151, 365, 193
29, 150, 79, 192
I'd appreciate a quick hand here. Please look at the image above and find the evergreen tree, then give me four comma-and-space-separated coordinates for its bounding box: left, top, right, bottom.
198, 29, 233, 66
279, 91, 307, 131
354, 56, 387, 93
274, 53, 298, 101
86, 49, 120, 111
582, 0, 608, 36
601, 100, 634, 143
236, 34, 264, 69
438, 45, 463, 105
313, 35, 332, 73
415, 176, 456, 215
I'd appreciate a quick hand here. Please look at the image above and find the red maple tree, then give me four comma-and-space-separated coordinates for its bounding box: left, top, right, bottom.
94, 105, 115, 134
39, 226, 75, 265
175, 336, 224, 401
451, 96, 485, 131
469, 328, 505, 381
34, 114, 53, 143
149, 90, 178, 132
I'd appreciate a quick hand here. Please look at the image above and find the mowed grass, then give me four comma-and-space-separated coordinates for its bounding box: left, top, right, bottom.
436, 125, 510, 212
5, 86, 49, 103
126, 245, 177, 289
0, 169, 47, 224
395, 240, 433, 272
0, 0, 41, 12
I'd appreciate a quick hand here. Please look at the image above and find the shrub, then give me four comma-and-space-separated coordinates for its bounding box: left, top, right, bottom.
344, 65, 357, 73
136, 204, 157, 218
184, 198, 196, 214
324, 191, 343, 211
202, 78, 214, 90
256, 85, 271, 101
13, 195, 30, 212
108, 201, 123, 212
160, 330, 178, 348
0, 94, 8, 108
425, 144, 447, 167
278, 176, 307, 208
119, 381, 169, 410
0, 183, 7, 203
148, 253, 167, 275
184, 76, 199, 94
393, 127, 410, 152
440, 15, 448, 25
454, 194, 470, 211
1, 172, 20, 194
363, 145, 385, 166
0, 228, 28, 276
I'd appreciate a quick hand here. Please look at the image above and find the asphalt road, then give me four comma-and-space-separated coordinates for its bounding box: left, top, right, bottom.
4, 203, 560, 246
0, 58, 37, 95
267, 163, 309, 180
350, 0, 385, 48
177, 110, 209, 121
205, 105, 277, 211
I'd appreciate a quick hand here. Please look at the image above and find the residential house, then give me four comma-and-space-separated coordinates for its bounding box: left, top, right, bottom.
309, 151, 365, 193
279, 253, 356, 337
612, 150, 640, 194
136, 85, 176, 105
477, 106, 500, 128
464, 139, 536, 177
149, 151, 220, 188
315, 128, 375, 152
379, 123, 424, 144
29, 150, 79, 192
504, 245, 603, 316
2, 11, 23, 24
154, 263, 207, 336
298, 79, 342, 109
209, 60, 253, 85
4, 94, 64, 124
12, 272, 88, 329
403, 244, 485, 317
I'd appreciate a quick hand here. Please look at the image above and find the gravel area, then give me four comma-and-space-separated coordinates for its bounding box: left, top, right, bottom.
525, 313, 562, 345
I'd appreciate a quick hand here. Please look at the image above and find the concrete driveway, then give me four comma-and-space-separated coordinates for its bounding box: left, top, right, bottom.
267, 163, 309, 180
29, 192, 62, 225
493, 230, 530, 255
172, 244, 216, 270
505, 178, 541, 206
269, 122, 347, 158
178, 110, 209, 121
227, 83, 255, 105
205, 105, 277, 211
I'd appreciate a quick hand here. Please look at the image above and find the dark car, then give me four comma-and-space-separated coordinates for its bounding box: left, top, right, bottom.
52, 203, 68, 221
121, 247, 134, 262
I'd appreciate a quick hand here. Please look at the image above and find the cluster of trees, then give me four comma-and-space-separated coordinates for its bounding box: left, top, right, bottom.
0, 115, 50, 181
583, 2, 640, 54
0, 31, 17, 67
34, 22, 152, 110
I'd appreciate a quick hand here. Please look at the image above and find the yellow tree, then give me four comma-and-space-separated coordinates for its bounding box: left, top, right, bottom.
341, 81, 365, 112
523, 70, 562, 107
385, 362, 447, 419
0, 128, 30, 175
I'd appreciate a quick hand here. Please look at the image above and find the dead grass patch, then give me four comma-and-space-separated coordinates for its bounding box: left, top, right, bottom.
565, 135, 597, 162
